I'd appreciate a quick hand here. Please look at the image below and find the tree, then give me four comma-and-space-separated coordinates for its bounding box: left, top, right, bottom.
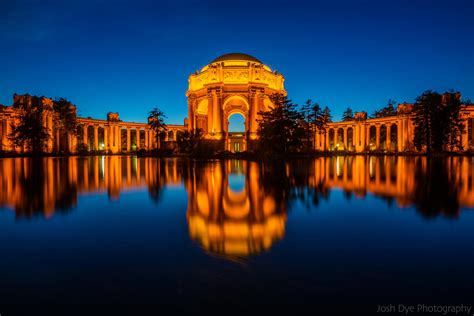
176, 128, 203, 154
342, 107, 354, 121
9, 105, 50, 153
322, 106, 332, 123
53, 98, 78, 135
257, 93, 305, 156
148, 107, 167, 144
412, 91, 465, 153
371, 99, 398, 118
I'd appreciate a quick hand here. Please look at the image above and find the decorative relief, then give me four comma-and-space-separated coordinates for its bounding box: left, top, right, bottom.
223, 71, 248, 82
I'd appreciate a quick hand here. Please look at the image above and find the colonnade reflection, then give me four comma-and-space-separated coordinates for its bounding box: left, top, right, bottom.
0, 156, 473, 255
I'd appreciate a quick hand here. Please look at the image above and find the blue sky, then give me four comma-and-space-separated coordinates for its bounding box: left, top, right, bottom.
1, 0, 472, 124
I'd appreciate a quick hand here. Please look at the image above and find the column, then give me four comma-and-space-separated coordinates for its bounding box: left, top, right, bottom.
1, 120, 6, 150
471, 118, 474, 148
315, 132, 320, 150
165, 131, 169, 142
46, 114, 53, 152
212, 90, 221, 134
56, 129, 60, 151
343, 127, 348, 150
93, 126, 99, 150
207, 94, 214, 135
397, 121, 403, 151
386, 124, 391, 151
83, 125, 88, 150
375, 125, 380, 149
136, 128, 140, 149
116, 126, 121, 152
366, 125, 370, 148
462, 119, 469, 150
188, 99, 194, 131
250, 90, 259, 138
145, 129, 149, 149
325, 130, 330, 151
104, 126, 108, 151
126, 128, 131, 152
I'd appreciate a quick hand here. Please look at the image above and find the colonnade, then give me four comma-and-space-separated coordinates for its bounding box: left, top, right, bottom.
314, 108, 474, 152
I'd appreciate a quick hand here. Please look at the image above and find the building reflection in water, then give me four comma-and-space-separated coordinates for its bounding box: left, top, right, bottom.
185, 160, 287, 257
0, 156, 473, 254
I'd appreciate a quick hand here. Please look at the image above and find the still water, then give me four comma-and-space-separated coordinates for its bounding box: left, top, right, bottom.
0, 156, 473, 311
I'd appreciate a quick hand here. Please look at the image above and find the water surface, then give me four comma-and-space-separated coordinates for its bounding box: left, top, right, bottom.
0, 156, 473, 312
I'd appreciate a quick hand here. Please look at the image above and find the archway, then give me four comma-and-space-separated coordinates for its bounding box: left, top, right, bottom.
227, 112, 246, 152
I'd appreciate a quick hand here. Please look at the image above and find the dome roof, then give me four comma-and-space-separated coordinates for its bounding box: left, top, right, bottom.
211, 53, 262, 64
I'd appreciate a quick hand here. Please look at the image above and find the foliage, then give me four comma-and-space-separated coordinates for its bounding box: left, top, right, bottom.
148, 107, 167, 142
322, 106, 332, 123
412, 91, 464, 152
257, 94, 305, 156
342, 107, 354, 121
53, 98, 78, 135
9, 106, 50, 153
370, 99, 398, 118
176, 128, 203, 154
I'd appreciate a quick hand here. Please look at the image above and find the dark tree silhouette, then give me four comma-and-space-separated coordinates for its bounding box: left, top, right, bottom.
412, 91, 464, 152
9, 105, 50, 154
370, 99, 398, 118
257, 94, 305, 156
148, 107, 167, 144
342, 107, 354, 121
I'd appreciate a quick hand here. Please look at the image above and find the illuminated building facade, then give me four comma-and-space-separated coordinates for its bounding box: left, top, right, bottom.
186, 53, 286, 152
1, 54, 474, 153
0, 94, 185, 154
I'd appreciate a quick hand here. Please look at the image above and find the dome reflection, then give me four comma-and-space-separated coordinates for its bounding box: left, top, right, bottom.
186, 160, 287, 258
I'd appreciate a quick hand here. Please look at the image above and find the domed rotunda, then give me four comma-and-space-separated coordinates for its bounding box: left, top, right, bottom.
186, 53, 286, 152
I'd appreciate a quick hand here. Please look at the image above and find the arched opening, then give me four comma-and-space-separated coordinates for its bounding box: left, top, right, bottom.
227, 112, 246, 152
328, 129, 335, 150
168, 130, 174, 141
87, 126, 94, 150
347, 127, 354, 151
380, 125, 387, 150
336, 128, 344, 150
98, 127, 105, 151
369, 126, 376, 150
390, 124, 398, 151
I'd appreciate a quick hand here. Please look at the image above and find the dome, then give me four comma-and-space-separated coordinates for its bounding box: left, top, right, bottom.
211, 53, 262, 64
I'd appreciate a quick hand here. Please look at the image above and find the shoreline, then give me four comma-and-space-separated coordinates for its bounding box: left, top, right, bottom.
0, 150, 473, 159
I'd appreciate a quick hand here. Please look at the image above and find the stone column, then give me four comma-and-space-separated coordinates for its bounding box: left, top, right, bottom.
126, 128, 131, 152
360, 123, 366, 152
471, 118, 474, 148
116, 126, 121, 152
212, 89, 221, 135
343, 127, 348, 150
93, 126, 99, 150
397, 121, 403, 152
104, 127, 108, 151
386, 124, 391, 151
207, 93, 214, 135
56, 129, 61, 151
136, 128, 140, 149
1, 120, 6, 151
144, 129, 149, 149
375, 125, 380, 149
187, 98, 194, 131
325, 130, 330, 151
250, 90, 258, 138
46, 114, 53, 152
83, 125, 88, 150
315, 131, 320, 150
462, 119, 469, 150
165, 131, 169, 142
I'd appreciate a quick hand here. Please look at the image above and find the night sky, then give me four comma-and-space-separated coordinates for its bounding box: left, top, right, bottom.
1, 0, 472, 124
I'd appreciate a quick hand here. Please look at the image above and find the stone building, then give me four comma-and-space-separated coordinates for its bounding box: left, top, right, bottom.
186, 53, 286, 152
